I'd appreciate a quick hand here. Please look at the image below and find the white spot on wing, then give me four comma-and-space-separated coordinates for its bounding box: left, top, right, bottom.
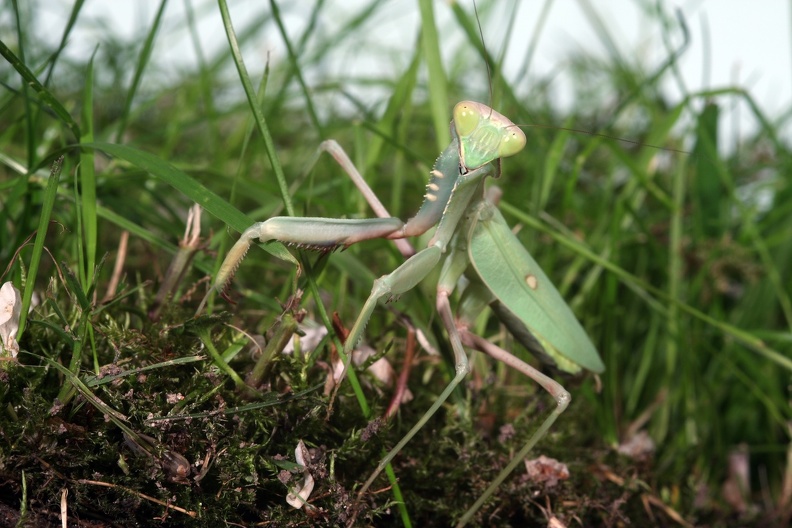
526, 274, 538, 290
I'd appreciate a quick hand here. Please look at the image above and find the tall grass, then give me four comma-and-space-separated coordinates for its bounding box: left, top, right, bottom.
0, 0, 789, 526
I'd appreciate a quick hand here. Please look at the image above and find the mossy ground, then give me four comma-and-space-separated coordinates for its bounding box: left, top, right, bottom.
0, 284, 782, 526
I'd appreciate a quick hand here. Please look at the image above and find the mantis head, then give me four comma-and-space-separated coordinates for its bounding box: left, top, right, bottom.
453, 101, 526, 170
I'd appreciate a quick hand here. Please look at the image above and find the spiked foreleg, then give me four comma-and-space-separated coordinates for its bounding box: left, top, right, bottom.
309, 139, 468, 253
397, 139, 463, 239
212, 216, 405, 294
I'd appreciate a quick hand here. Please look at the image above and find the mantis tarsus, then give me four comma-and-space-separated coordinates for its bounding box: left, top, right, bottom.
209, 100, 605, 526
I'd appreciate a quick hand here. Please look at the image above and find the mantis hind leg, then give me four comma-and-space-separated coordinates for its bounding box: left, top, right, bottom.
453, 329, 571, 528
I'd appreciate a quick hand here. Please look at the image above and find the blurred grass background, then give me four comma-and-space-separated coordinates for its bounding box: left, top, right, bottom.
0, 0, 790, 526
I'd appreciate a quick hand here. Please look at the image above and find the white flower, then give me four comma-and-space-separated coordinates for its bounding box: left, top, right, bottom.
0, 282, 22, 359
285, 440, 315, 509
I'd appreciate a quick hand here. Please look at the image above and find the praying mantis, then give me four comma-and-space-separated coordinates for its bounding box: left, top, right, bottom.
209, 99, 605, 525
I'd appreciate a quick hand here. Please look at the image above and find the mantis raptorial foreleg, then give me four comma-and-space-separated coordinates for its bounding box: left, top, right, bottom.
211, 129, 472, 294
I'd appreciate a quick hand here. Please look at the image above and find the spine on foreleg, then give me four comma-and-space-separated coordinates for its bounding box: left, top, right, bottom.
400, 139, 461, 237
213, 225, 262, 293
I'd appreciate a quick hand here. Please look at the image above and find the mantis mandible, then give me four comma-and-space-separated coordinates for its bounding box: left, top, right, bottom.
210, 101, 605, 526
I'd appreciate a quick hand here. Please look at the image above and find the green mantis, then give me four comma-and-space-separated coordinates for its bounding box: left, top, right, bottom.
210, 100, 604, 526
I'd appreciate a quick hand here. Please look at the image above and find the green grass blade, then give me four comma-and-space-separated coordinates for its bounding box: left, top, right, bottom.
218, 0, 295, 217
80, 141, 298, 269
417, 0, 449, 150
0, 38, 80, 141
41, 0, 87, 86
659, 149, 686, 443
691, 104, 722, 238
80, 53, 97, 291
268, 0, 323, 135
10, 0, 34, 168
17, 156, 64, 338
183, 0, 221, 150
113, 0, 168, 143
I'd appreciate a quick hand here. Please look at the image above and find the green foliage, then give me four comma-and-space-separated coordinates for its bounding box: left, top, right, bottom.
0, 0, 790, 526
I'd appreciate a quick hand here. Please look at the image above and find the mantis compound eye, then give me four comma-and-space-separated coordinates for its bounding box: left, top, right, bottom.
498, 125, 527, 158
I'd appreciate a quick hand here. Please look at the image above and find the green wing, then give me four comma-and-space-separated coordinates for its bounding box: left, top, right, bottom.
468, 206, 604, 374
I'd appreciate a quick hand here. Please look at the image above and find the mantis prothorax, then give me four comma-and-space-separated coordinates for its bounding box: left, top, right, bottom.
210, 101, 605, 526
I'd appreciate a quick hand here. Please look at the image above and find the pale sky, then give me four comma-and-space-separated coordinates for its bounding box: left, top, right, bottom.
34, 0, 792, 147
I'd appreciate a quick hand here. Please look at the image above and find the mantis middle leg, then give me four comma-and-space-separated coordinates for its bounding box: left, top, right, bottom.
347, 250, 474, 527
